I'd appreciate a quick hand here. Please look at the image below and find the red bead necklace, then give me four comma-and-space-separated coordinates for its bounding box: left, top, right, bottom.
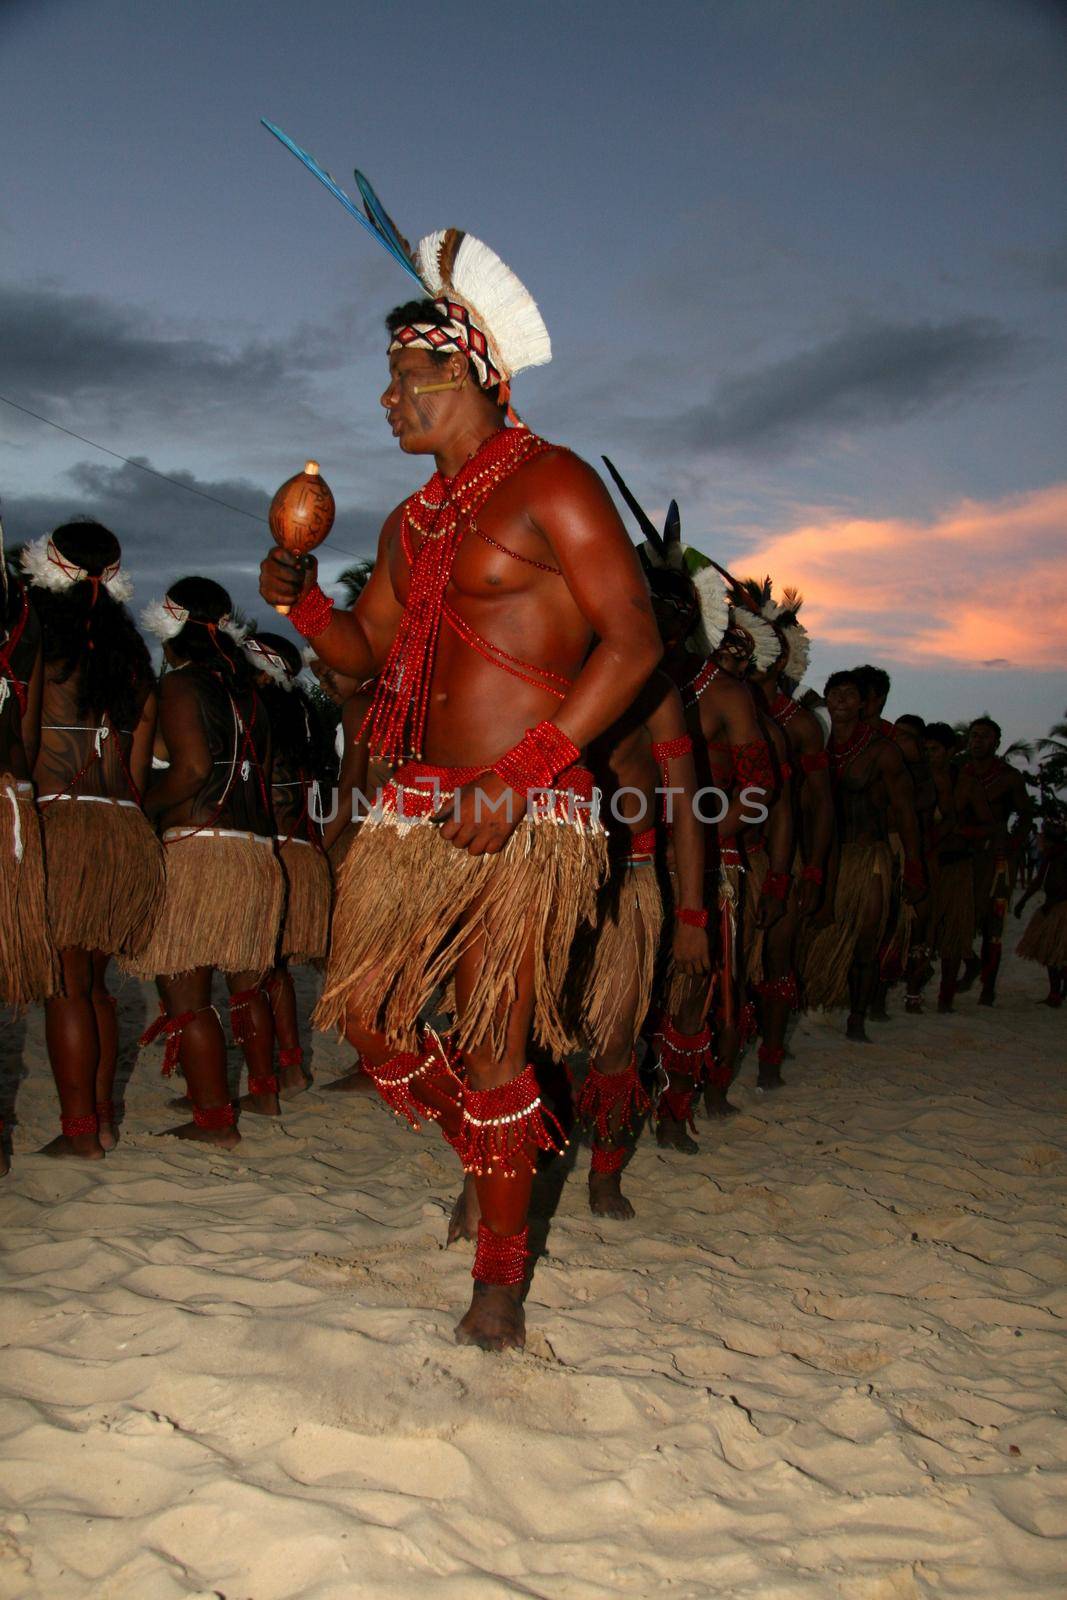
362, 427, 551, 761
827, 720, 874, 780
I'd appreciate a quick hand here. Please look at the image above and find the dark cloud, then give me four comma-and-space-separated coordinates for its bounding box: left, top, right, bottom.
2, 457, 380, 627
981, 658, 1011, 668
642, 317, 1020, 457
0, 282, 374, 430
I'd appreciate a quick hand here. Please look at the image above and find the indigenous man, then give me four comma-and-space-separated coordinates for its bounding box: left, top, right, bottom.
854, 664, 895, 739
749, 586, 833, 1087
802, 671, 923, 1041
1016, 820, 1067, 1007
922, 723, 994, 1012
261, 226, 661, 1351
26, 524, 163, 1158
245, 632, 332, 1098
854, 664, 914, 1021
572, 670, 708, 1217
0, 539, 51, 1174
596, 465, 775, 1141
892, 714, 938, 1013
960, 717, 1032, 1005
130, 579, 283, 1145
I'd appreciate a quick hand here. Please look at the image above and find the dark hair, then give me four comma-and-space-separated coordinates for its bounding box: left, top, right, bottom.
824, 670, 862, 694
969, 715, 1001, 742
246, 630, 329, 777
925, 721, 957, 750
165, 575, 252, 687
385, 298, 503, 406
854, 664, 891, 700
33, 521, 151, 729
896, 714, 926, 735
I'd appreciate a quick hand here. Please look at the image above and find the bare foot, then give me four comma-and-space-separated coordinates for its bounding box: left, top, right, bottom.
978, 986, 996, 1007
656, 1115, 699, 1153
757, 1065, 784, 1091
97, 1113, 119, 1152
958, 955, 982, 993
447, 1174, 480, 1245
279, 1062, 309, 1100
703, 1084, 740, 1118
39, 1133, 105, 1160
238, 1089, 281, 1118
845, 1015, 871, 1043
321, 1068, 378, 1095
904, 997, 924, 1015
157, 1120, 241, 1149
589, 1170, 635, 1219
454, 1283, 525, 1351
936, 998, 955, 1016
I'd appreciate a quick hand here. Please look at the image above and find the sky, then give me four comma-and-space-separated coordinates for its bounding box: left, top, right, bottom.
2, 0, 1064, 739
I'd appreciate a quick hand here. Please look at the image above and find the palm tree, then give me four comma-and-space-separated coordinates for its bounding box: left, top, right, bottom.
1036, 713, 1067, 818
338, 559, 375, 608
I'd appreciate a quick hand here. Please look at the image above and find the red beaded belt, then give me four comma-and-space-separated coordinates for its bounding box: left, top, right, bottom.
625, 825, 657, 862
719, 844, 743, 869
380, 760, 596, 820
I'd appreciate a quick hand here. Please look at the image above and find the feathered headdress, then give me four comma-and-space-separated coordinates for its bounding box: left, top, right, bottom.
761, 584, 811, 683
243, 635, 297, 689
709, 564, 781, 672
601, 457, 732, 653
141, 593, 247, 646
21, 534, 133, 603
261, 124, 550, 407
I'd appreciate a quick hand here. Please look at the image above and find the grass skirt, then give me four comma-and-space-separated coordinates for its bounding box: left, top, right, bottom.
0, 778, 57, 1004
122, 829, 283, 980
279, 837, 331, 964
570, 858, 664, 1052
802, 841, 892, 1011
316, 765, 606, 1057
40, 795, 163, 957
928, 857, 975, 964
1017, 899, 1067, 967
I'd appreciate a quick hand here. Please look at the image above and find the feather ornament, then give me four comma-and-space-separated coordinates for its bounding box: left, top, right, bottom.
243, 637, 294, 689
141, 598, 187, 641
730, 608, 780, 672
690, 565, 731, 654
21, 535, 132, 602
416, 230, 551, 380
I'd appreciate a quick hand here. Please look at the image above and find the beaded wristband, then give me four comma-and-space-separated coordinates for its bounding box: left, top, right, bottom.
651, 734, 693, 763
492, 720, 580, 797
677, 906, 709, 928
761, 872, 791, 901
288, 583, 335, 639
799, 864, 824, 885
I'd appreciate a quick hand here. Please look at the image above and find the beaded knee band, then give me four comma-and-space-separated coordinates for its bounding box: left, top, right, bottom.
575, 1055, 650, 1143
139, 1002, 205, 1076
366, 1034, 461, 1131
653, 1015, 714, 1078
472, 1221, 528, 1287
758, 972, 799, 1009
458, 1064, 565, 1177
229, 986, 264, 1045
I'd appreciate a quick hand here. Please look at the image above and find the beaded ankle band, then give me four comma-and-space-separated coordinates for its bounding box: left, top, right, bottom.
61, 1114, 98, 1137
278, 1046, 304, 1070
458, 1064, 565, 1177
575, 1056, 649, 1143
758, 972, 799, 1008
247, 1074, 279, 1096
590, 1145, 626, 1175
472, 1221, 528, 1287
192, 1102, 236, 1130
758, 1043, 785, 1068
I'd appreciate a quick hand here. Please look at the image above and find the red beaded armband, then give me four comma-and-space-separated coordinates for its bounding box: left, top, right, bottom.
800, 749, 829, 774
800, 863, 824, 885
761, 872, 791, 901
288, 583, 335, 639
492, 720, 581, 797
651, 734, 693, 764
677, 906, 709, 928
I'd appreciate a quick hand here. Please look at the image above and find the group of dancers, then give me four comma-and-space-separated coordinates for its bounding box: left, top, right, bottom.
2, 199, 1062, 1352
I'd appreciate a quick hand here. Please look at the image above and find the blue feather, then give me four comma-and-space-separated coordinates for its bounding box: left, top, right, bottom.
260, 121, 424, 287
354, 170, 418, 278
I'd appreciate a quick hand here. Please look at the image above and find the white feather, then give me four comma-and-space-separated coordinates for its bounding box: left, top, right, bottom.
415, 230, 552, 379
243, 638, 294, 688
141, 598, 187, 641
218, 614, 249, 646
731, 609, 780, 672
783, 623, 811, 683
20, 536, 72, 591
689, 566, 730, 654
104, 570, 134, 604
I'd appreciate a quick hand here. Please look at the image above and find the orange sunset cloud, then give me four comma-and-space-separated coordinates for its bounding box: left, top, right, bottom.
716, 482, 1067, 670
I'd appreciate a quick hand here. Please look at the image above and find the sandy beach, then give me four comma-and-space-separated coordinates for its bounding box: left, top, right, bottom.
1, 926, 1064, 1600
